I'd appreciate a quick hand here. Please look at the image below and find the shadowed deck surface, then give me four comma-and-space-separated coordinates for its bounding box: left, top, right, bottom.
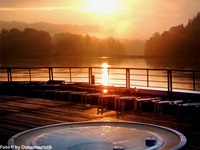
0, 96, 199, 150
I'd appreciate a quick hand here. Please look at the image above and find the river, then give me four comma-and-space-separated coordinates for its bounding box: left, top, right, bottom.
1, 56, 199, 70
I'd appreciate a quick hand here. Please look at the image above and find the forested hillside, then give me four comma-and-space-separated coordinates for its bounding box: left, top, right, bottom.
145, 12, 200, 60
0, 21, 101, 36
0, 28, 145, 59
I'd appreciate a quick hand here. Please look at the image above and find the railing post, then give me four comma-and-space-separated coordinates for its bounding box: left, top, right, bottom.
89, 67, 92, 84
126, 68, 130, 88
107, 68, 110, 85
147, 69, 149, 87
69, 68, 72, 82
7, 68, 12, 82
167, 70, 172, 97
193, 71, 196, 91
48, 67, 53, 81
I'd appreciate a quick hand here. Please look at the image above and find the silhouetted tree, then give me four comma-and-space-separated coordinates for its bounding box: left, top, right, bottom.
145, 12, 200, 60
53, 33, 127, 56
0, 28, 53, 59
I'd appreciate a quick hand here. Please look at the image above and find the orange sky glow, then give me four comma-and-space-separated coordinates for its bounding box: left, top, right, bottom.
0, 0, 199, 39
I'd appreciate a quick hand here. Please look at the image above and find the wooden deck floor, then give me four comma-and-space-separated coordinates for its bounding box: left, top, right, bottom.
0, 95, 199, 150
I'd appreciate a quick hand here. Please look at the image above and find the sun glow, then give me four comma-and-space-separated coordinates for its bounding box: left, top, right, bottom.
103, 89, 108, 94
85, 0, 119, 14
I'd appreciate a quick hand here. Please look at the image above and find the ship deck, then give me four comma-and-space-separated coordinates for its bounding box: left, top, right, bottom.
0, 95, 199, 149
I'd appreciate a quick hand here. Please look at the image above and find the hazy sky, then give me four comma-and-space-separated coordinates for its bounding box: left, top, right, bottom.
0, 0, 199, 39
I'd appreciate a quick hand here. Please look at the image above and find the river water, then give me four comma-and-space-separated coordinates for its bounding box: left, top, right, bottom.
1, 56, 199, 70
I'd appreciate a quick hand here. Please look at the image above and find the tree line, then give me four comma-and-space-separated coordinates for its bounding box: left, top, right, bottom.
145, 12, 200, 60
1, 28, 53, 58
1, 12, 199, 65
0, 28, 145, 59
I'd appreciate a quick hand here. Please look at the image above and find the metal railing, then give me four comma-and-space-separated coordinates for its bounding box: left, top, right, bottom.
0, 67, 200, 92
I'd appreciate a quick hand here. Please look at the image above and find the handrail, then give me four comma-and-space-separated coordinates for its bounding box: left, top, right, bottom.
0, 67, 199, 93
1, 66, 200, 72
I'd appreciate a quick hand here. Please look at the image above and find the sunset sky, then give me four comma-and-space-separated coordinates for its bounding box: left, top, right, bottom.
0, 0, 199, 39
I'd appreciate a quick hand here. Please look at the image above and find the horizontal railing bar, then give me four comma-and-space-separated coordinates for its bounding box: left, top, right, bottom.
130, 84, 148, 87
109, 73, 126, 76
1, 67, 200, 72
172, 82, 193, 85
130, 80, 147, 82
109, 78, 126, 81
148, 75, 168, 77
71, 77, 88, 79
131, 80, 168, 83
173, 88, 194, 90
149, 80, 168, 83
1, 68, 200, 74
130, 73, 147, 76
149, 86, 167, 89
172, 75, 193, 78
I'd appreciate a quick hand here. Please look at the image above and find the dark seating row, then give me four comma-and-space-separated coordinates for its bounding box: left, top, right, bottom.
0, 81, 199, 119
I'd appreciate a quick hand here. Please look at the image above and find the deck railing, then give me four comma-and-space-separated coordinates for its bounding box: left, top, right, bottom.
0, 67, 200, 92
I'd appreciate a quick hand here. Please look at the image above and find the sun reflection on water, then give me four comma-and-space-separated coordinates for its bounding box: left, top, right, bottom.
101, 63, 109, 86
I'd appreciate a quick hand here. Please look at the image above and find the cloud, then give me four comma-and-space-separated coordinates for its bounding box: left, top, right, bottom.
0, 0, 77, 8
0, 7, 78, 11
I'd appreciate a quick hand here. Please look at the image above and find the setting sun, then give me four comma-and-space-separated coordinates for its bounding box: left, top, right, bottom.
84, 0, 119, 14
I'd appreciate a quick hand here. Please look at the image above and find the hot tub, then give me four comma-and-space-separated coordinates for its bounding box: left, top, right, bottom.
8, 121, 186, 150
